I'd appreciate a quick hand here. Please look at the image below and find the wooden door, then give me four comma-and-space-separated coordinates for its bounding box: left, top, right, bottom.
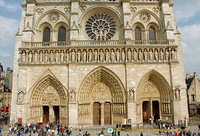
104, 102, 111, 125
43, 106, 49, 123
93, 103, 101, 125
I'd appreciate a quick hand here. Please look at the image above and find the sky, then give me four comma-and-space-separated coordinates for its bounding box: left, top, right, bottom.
0, 0, 199, 77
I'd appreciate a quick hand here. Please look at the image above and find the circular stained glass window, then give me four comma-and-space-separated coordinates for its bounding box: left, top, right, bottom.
85, 13, 116, 41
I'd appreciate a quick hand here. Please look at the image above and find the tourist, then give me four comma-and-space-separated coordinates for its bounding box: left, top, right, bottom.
140, 132, 143, 136
78, 129, 82, 136
0, 126, 1, 135
70, 127, 73, 135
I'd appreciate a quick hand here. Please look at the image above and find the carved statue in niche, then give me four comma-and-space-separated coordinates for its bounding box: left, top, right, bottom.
66, 50, 69, 62
69, 90, 76, 103
105, 49, 110, 63
77, 50, 81, 62
83, 49, 87, 62
174, 88, 180, 100
116, 49, 120, 62
50, 50, 54, 62
88, 49, 92, 62
121, 49, 125, 62
71, 49, 76, 62
29, 52, 32, 63
128, 88, 135, 102
127, 48, 132, 62
18, 91, 24, 105
44, 51, 48, 63
154, 49, 158, 61
160, 49, 164, 61
149, 49, 153, 61
94, 49, 98, 62
144, 49, 148, 61
39, 51, 43, 63
60, 50, 64, 62
34, 51, 38, 63
171, 49, 176, 61
133, 49, 137, 61
22, 51, 26, 62
165, 49, 169, 61
99, 49, 104, 62
56, 50, 59, 63
138, 49, 143, 61
111, 49, 116, 62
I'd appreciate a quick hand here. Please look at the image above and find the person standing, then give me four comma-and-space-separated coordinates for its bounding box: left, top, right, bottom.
0, 126, 1, 135
140, 132, 143, 136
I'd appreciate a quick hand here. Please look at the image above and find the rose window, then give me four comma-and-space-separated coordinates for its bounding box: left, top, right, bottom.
85, 13, 116, 41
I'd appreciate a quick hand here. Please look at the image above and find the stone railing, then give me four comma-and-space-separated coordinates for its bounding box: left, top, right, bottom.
132, 0, 159, 2
36, 0, 70, 3
19, 46, 178, 65
80, 0, 120, 2
22, 40, 175, 48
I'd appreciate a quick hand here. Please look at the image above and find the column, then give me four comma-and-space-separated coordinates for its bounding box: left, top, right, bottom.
101, 103, 104, 126
49, 106, 55, 123
150, 101, 153, 124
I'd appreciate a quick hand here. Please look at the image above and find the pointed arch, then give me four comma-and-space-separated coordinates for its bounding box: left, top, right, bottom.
78, 66, 126, 104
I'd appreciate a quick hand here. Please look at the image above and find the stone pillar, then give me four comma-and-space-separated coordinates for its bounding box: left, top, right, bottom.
150, 101, 153, 124
101, 103, 104, 126
49, 106, 55, 123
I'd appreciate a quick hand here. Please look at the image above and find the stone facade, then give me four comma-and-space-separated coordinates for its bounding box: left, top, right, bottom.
11, 0, 188, 127
186, 73, 200, 115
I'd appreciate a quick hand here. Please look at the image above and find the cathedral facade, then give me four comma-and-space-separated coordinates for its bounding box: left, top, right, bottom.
11, 0, 188, 127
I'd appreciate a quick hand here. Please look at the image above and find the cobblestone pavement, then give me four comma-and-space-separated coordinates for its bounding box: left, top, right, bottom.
1, 126, 199, 136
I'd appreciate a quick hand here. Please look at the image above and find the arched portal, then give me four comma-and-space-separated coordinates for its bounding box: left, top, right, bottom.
78, 66, 126, 126
29, 73, 68, 125
136, 70, 171, 124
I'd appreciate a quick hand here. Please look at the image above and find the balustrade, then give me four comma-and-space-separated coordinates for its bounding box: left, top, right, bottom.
19, 46, 178, 65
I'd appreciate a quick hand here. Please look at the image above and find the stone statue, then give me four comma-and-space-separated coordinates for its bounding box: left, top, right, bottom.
77, 50, 81, 62
160, 49, 164, 61
66, 50, 69, 62
50, 50, 54, 62
94, 49, 98, 62
138, 50, 143, 61
60, 50, 64, 62
56, 51, 59, 63
69, 90, 76, 103
100, 49, 104, 62
127, 49, 132, 62
44, 51, 48, 63
121, 49, 125, 62
34, 51, 38, 63
116, 49, 120, 62
105, 49, 110, 62
149, 49, 153, 61
171, 49, 176, 61
88, 49, 92, 62
39, 51, 43, 63
29, 52, 32, 63
165, 49, 169, 61
83, 50, 87, 62
18, 92, 24, 104
71, 49, 76, 62
111, 49, 116, 62
144, 49, 148, 61
133, 49, 137, 61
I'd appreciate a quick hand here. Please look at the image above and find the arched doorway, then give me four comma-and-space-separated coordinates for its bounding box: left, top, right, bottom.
78, 66, 126, 126
28, 73, 68, 125
137, 70, 171, 124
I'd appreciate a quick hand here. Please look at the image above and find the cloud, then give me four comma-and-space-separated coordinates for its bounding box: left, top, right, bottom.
173, 0, 200, 22
0, 0, 20, 12
0, 16, 19, 69
179, 24, 200, 75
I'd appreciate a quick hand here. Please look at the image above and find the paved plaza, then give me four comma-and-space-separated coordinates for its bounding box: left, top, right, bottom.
1, 125, 200, 136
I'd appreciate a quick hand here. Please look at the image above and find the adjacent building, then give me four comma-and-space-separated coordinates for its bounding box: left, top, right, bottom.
186, 73, 200, 115
11, 0, 188, 127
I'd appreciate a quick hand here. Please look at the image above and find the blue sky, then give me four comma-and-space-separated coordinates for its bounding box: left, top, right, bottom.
0, 0, 199, 77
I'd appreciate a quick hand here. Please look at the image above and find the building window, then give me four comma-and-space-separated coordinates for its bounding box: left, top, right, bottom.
135, 27, 141, 40
149, 27, 156, 40
192, 94, 195, 101
43, 27, 50, 42
58, 27, 66, 42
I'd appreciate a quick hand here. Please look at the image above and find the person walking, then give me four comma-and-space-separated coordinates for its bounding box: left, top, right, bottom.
140, 132, 143, 136
0, 126, 1, 136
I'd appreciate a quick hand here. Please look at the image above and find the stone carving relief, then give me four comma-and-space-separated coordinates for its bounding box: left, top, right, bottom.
140, 12, 151, 23
71, 21, 78, 30
64, 7, 71, 13
141, 82, 160, 98
152, 7, 159, 14
130, 7, 137, 13
42, 86, 60, 105
36, 8, 44, 15
69, 90, 76, 103
113, 104, 126, 115
80, 5, 87, 11
18, 91, 25, 105
48, 12, 60, 23
128, 88, 135, 102
91, 82, 111, 103
25, 22, 31, 30
125, 21, 131, 29
78, 104, 90, 116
